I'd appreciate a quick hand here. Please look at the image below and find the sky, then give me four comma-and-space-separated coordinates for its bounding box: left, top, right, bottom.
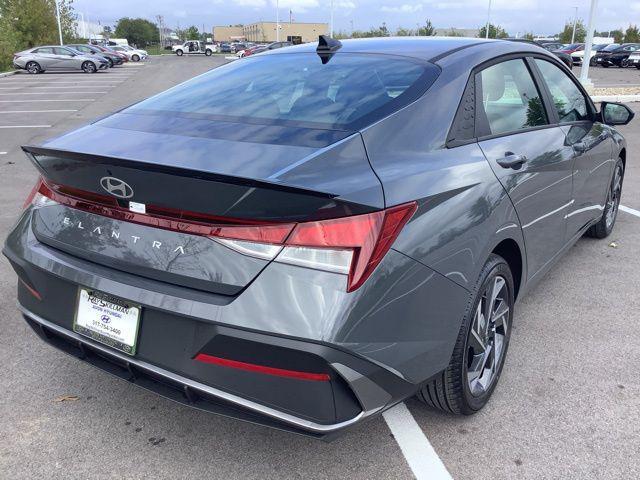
73, 0, 640, 38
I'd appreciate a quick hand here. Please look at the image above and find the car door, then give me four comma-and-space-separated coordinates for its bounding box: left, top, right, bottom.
532, 58, 614, 238
476, 57, 575, 278
53, 47, 78, 70
33, 47, 56, 69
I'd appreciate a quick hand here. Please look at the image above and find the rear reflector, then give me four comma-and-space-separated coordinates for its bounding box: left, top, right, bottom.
194, 353, 331, 381
27, 177, 417, 292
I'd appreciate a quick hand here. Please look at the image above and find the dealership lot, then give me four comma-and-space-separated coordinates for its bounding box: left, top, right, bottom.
0, 56, 639, 479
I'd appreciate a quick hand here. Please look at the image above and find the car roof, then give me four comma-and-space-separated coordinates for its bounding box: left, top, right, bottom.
265, 36, 544, 62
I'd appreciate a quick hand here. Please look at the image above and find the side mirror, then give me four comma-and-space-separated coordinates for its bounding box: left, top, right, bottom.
600, 102, 634, 126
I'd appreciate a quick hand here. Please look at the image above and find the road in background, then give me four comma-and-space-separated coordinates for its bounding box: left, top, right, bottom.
0, 56, 638, 480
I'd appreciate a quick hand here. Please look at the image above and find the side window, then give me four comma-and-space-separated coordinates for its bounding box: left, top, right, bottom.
477, 59, 548, 136
534, 59, 589, 123
54, 47, 72, 56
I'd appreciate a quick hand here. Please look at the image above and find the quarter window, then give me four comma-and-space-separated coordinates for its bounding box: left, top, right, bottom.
477, 59, 548, 136
534, 59, 589, 123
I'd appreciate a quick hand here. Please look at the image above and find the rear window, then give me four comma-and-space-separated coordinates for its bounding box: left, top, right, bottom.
127, 53, 439, 130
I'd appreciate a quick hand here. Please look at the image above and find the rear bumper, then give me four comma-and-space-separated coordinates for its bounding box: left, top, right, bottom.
19, 305, 397, 439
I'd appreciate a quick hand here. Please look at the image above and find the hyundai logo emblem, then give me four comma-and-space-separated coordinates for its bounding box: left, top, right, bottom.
100, 176, 134, 199
100, 315, 111, 324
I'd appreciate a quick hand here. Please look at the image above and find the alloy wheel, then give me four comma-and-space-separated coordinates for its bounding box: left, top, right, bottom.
26, 62, 40, 74
466, 275, 510, 397
605, 164, 623, 229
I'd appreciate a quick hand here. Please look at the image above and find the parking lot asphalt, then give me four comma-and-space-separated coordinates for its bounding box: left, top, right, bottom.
587, 64, 640, 87
0, 56, 638, 480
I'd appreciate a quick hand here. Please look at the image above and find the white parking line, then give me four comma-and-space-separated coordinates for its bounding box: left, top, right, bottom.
620, 205, 640, 218
0, 125, 51, 128
0, 99, 94, 102
0, 151, 7, 155
0, 92, 106, 95
2, 109, 78, 113
383, 403, 453, 480
0, 86, 117, 89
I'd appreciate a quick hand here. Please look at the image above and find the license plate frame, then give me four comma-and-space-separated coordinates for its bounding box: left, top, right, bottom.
73, 288, 141, 356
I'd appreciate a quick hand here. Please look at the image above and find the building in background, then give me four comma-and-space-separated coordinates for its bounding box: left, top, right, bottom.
213, 22, 328, 43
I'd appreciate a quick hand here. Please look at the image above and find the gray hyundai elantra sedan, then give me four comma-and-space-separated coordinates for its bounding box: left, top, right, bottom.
4, 36, 633, 438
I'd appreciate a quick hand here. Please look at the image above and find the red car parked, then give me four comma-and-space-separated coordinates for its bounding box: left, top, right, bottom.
92, 44, 129, 62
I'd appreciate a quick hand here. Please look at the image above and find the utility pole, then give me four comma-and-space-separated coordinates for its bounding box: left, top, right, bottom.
54, 0, 63, 45
156, 15, 164, 48
276, 0, 280, 41
485, 0, 492, 39
579, 0, 598, 87
571, 6, 578, 44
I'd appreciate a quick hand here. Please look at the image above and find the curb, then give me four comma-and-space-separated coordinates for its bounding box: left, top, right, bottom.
0, 71, 17, 78
591, 94, 640, 103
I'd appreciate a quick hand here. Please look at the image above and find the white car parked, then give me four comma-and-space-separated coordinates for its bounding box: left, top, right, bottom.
173, 41, 216, 56
109, 44, 148, 62
571, 44, 607, 66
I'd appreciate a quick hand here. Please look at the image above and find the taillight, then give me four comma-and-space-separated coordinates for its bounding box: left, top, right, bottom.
28, 177, 417, 292
280, 203, 417, 291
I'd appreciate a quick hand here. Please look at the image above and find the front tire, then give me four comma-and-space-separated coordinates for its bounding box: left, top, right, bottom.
586, 158, 624, 239
417, 254, 514, 414
107, 58, 114, 68
132, 54, 140, 62
82, 61, 97, 73
26, 61, 41, 74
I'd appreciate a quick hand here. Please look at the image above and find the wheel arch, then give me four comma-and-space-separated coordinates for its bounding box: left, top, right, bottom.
619, 147, 626, 169
491, 238, 524, 300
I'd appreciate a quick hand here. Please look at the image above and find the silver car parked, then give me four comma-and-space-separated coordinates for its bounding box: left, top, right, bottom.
13, 45, 109, 74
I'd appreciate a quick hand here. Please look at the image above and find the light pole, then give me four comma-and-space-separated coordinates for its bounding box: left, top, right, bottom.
77, 12, 86, 39
54, 0, 63, 45
579, 0, 598, 87
571, 6, 578, 44
276, 0, 280, 41
485, 0, 492, 39
330, 0, 334, 37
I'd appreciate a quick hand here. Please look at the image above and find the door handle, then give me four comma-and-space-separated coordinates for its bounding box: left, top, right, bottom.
497, 152, 528, 170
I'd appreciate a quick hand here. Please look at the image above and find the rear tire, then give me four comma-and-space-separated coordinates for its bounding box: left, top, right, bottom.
26, 61, 41, 74
107, 58, 114, 68
417, 254, 514, 415
205, 49, 212, 56
586, 158, 624, 239
176, 50, 183, 56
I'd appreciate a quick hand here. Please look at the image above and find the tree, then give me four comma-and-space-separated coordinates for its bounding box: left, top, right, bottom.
114, 17, 159, 47
102, 25, 113, 38
0, 0, 77, 71
184, 25, 199, 40
417, 19, 435, 36
558, 19, 586, 43
523, 32, 534, 41
352, 24, 389, 38
624, 25, 640, 43
396, 27, 412, 37
478, 23, 509, 39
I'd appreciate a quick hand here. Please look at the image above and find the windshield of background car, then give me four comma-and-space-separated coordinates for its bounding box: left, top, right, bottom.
603, 44, 620, 51
126, 53, 440, 130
